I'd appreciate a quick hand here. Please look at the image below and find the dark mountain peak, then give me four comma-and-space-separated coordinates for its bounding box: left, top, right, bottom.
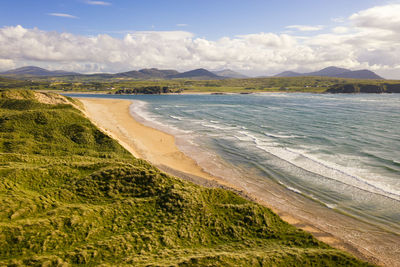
311, 66, 350, 76
138, 68, 179, 77
139, 68, 161, 73
274, 66, 383, 80
336, 69, 383, 79
168, 68, 221, 79
188, 68, 214, 74
115, 70, 147, 79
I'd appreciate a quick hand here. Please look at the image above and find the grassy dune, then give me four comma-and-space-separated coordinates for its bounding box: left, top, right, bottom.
0, 90, 373, 266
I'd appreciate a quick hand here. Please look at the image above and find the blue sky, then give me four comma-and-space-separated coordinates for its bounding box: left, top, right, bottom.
1, 0, 400, 78
0, 0, 384, 39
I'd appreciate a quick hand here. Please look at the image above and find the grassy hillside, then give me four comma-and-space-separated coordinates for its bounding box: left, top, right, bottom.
0, 90, 373, 266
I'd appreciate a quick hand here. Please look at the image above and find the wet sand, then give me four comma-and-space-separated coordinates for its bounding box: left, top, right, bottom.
78, 97, 400, 266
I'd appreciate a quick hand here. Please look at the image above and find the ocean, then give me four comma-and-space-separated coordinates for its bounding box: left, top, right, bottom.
69, 93, 400, 234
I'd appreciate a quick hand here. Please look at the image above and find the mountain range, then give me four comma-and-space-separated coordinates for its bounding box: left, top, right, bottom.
115, 68, 180, 79
0, 66, 232, 80
0, 66, 384, 80
274, 66, 383, 79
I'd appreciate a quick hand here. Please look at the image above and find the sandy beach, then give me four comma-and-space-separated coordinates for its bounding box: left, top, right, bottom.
78, 97, 400, 266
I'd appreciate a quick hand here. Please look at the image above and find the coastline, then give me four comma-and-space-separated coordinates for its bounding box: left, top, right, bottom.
77, 97, 400, 266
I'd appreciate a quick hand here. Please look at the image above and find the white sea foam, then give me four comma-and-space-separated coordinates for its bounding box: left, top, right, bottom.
358, 99, 381, 102
129, 100, 192, 135
129, 100, 153, 123
234, 135, 254, 142
264, 131, 299, 139
286, 186, 302, 194
238, 130, 274, 144
240, 124, 400, 201
277, 181, 303, 194
253, 142, 400, 201
325, 203, 337, 209
129, 95, 400, 202
170, 115, 184, 121
258, 93, 291, 98
201, 123, 236, 130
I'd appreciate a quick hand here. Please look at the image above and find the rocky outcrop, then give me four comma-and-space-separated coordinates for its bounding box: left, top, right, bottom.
326, 83, 400, 93
385, 84, 400, 93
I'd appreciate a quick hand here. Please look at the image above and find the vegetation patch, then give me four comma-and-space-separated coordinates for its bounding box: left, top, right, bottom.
4, 75, 400, 94
0, 90, 374, 266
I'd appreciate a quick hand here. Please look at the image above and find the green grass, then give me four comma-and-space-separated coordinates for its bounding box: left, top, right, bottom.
3, 74, 399, 94
0, 89, 374, 266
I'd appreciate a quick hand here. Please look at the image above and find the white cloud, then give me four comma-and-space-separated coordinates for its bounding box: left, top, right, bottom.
176, 24, 188, 27
332, 26, 348, 34
286, 25, 324, 32
2, 3, 400, 79
48, 13, 78, 19
85, 1, 111, 6
350, 4, 400, 32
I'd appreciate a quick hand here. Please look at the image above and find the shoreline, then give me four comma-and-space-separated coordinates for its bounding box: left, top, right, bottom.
60, 90, 300, 95
77, 97, 400, 266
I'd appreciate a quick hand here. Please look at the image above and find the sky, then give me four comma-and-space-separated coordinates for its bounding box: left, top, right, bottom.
1, 0, 400, 78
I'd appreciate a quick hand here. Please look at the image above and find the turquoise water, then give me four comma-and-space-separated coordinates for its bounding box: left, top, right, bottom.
69, 93, 400, 233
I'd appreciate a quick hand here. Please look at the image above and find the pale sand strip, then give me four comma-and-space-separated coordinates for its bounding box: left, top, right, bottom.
78, 98, 233, 188
78, 97, 400, 267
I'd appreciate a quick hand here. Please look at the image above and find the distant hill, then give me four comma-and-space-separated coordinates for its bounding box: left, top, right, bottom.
0, 66, 225, 80
275, 66, 384, 80
1, 65, 385, 81
138, 68, 179, 78
212, 69, 248, 78
335, 70, 383, 80
274, 71, 301, 77
0, 66, 79, 77
168, 68, 222, 80
115, 70, 149, 79
307, 66, 351, 77
116, 68, 180, 79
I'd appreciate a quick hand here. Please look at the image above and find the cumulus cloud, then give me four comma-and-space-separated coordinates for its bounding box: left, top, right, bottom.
1, 3, 400, 78
85, 1, 111, 6
286, 25, 324, 32
48, 13, 78, 19
350, 4, 400, 32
